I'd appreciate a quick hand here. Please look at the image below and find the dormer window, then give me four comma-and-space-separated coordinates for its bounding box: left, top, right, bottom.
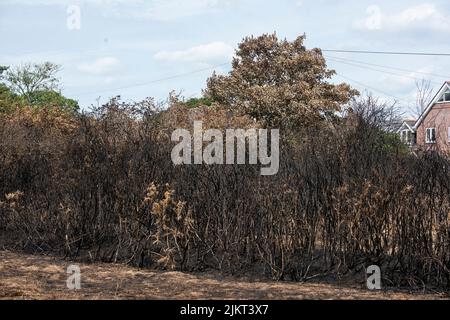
400, 129, 413, 145
437, 88, 450, 102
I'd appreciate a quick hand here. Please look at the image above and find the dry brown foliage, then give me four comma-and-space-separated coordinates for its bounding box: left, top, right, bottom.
205, 33, 358, 129
0, 97, 449, 291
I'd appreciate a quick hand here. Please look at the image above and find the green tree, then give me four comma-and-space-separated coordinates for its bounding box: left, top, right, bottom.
205, 33, 358, 129
0, 62, 79, 114
0, 65, 20, 113
185, 97, 213, 108
3, 62, 61, 104
27, 90, 79, 114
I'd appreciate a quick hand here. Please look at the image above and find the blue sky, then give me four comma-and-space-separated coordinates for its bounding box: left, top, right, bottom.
1, 0, 450, 117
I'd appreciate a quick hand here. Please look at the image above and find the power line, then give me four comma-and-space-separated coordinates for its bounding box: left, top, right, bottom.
70, 57, 415, 105
335, 72, 410, 103
325, 55, 449, 80
322, 49, 450, 56
64, 50, 442, 101
10, 48, 450, 58
72, 62, 230, 97
326, 56, 443, 86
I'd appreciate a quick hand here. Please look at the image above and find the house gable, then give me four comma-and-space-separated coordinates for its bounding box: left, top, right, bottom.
413, 81, 450, 151
396, 121, 414, 133
397, 120, 415, 145
413, 82, 450, 130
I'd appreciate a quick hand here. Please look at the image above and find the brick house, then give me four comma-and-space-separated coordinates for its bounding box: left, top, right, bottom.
397, 81, 450, 152
414, 81, 450, 152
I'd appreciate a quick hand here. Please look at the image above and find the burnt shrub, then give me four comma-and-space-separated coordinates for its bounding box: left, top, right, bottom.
0, 98, 449, 290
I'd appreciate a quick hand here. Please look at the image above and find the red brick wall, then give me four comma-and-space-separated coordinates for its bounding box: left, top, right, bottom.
416, 102, 450, 152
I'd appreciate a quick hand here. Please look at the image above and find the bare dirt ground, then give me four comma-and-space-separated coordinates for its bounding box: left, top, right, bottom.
0, 250, 448, 300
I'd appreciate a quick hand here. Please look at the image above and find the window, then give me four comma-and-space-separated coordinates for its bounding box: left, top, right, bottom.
437, 88, 450, 102
448, 127, 450, 143
400, 129, 412, 144
426, 128, 436, 143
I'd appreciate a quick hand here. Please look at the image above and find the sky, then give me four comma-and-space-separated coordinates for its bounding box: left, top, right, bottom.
1, 0, 450, 117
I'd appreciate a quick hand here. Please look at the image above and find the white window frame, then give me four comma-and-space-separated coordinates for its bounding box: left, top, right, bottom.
437, 88, 450, 103
400, 130, 406, 143
400, 129, 412, 145
426, 128, 436, 144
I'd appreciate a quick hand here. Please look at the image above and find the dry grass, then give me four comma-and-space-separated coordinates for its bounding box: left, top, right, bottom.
0, 251, 448, 300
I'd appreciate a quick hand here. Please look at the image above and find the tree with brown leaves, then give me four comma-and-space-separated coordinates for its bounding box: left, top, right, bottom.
205, 33, 358, 129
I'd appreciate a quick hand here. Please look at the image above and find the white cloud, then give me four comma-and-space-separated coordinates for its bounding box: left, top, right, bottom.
154, 41, 233, 63
354, 3, 450, 34
77, 57, 121, 75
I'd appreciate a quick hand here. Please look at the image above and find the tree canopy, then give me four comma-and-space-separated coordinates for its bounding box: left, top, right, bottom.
0, 62, 79, 114
205, 33, 358, 129
3, 62, 61, 104
27, 90, 79, 113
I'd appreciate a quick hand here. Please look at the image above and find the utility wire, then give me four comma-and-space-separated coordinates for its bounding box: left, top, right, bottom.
7, 46, 446, 105
335, 72, 410, 103
8, 48, 450, 59
72, 62, 230, 97
322, 49, 450, 56
65, 50, 445, 100
325, 54, 450, 80
326, 56, 443, 86
71, 57, 415, 105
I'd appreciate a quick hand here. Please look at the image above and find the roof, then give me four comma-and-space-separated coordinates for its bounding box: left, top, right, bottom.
404, 119, 416, 127
397, 119, 416, 133
414, 81, 450, 130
